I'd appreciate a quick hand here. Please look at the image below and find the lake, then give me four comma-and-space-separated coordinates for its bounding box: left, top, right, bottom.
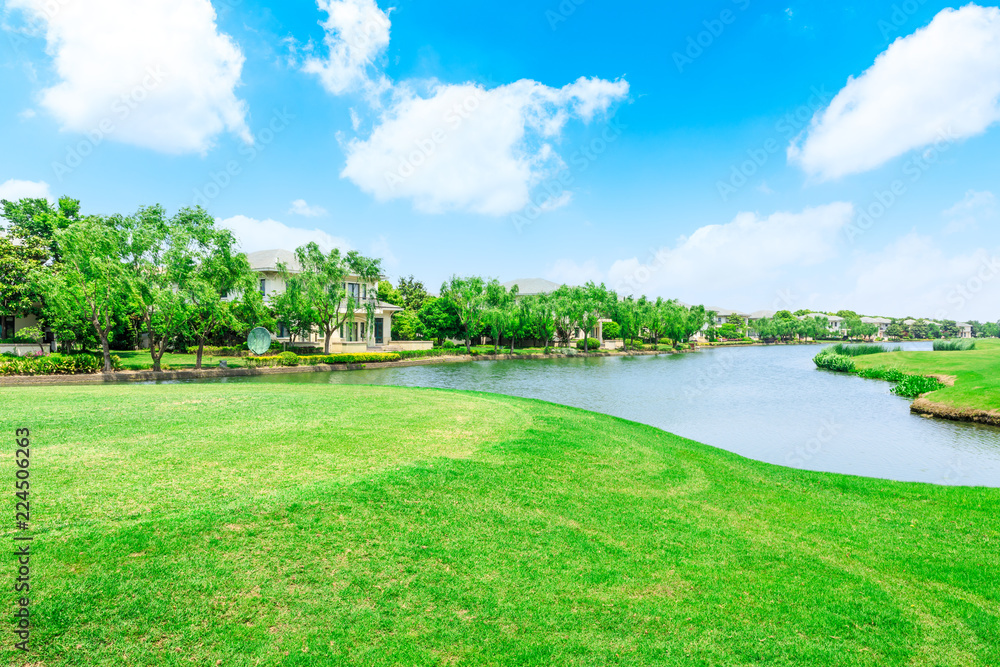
172, 342, 1000, 487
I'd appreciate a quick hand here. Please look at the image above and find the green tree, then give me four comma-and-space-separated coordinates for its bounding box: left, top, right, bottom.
36, 217, 129, 372
483, 279, 517, 353
281, 243, 383, 354
523, 293, 557, 353
440, 276, 487, 353
396, 275, 428, 311
377, 280, 403, 307
418, 296, 462, 346
390, 309, 425, 341
940, 320, 960, 338
178, 210, 258, 369
909, 321, 930, 340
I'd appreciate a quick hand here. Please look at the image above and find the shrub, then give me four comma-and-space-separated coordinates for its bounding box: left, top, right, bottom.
576, 338, 602, 351
442, 341, 457, 349
278, 351, 299, 367
891, 375, 944, 398
933, 339, 975, 351
602, 322, 621, 339
813, 351, 856, 373
0, 352, 108, 376
828, 343, 901, 357
856, 366, 907, 383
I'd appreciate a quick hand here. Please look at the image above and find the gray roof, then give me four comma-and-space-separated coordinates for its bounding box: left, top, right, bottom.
748, 310, 776, 319
246, 249, 301, 273
502, 278, 563, 296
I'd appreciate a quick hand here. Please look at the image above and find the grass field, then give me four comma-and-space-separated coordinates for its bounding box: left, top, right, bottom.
2, 384, 999, 665
853, 339, 1000, 412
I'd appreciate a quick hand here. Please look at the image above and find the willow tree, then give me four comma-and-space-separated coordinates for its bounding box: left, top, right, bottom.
523, 293, 557, 353
281, 243, 382, 354
440, 275, 487, 354
483, 279, 518, 353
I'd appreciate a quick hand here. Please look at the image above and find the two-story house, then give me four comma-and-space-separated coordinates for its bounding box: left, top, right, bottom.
247, 249, 415, 352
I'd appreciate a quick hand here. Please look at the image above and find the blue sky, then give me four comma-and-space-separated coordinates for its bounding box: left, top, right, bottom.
2, 0, 999, 320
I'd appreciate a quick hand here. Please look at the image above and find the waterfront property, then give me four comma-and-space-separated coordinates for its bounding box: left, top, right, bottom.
246, 249, 430, 353
502, 277, 619, 348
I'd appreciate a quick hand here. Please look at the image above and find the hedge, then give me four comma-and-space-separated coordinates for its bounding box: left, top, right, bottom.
576, 338, 602, 351
813, 351, 856, 373
0, 353, 122, 376
244, 353, 402, 368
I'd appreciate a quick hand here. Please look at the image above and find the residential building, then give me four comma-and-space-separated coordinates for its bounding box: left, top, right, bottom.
246, 249, 415, 352
957, 322, 974, 339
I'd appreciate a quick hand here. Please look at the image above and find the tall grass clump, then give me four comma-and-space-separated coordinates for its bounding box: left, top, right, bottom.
891, 375, 944, 398
934, 339, 976, 351
813, 350, 856, 373
828, 343, 902, 357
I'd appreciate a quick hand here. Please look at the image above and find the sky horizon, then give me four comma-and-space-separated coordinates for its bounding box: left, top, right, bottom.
1, 0, 999, 321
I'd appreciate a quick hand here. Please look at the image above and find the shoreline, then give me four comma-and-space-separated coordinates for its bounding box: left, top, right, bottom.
910, 397, 1000, 427
0, 348, 678, 386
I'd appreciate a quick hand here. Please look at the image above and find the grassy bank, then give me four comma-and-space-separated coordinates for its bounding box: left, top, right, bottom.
2, 384, 999, 666
853, 339, 1000, 413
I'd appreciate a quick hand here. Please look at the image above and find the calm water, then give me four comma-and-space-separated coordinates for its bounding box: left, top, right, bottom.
174, 343, 1000, 486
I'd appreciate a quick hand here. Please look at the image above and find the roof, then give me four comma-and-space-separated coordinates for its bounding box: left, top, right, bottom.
860, 317, 892, 324
747, 310, 776, 319
798, 313, 843, 321
246, 249, 301, 273
707, 307, 750, 318
502, 278, 563, 296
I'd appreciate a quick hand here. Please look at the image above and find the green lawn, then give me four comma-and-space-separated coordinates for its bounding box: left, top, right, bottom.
853, 339, 1000, 412
2, 384, 998, 666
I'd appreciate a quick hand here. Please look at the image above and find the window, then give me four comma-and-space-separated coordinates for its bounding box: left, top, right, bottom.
1, 316, 13, 340
279, 324, 289, 338
259, 278, 266, 296
348, 283, 360, 299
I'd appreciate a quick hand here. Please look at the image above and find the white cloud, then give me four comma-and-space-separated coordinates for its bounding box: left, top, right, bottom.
18, 109, 36, 120
842, 234, 1000, 322
8, 0, 251, 154
607, 203, 854, 297
788, 4, 1000, 180
943, 189, 996, 234
219, 215, 351, 254
302, 0, 391, 96
288, 199, 328, 217
341, 77, 629, 216
0, 179, 52, 202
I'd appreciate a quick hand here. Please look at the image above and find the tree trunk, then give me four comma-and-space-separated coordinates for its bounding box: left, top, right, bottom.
99, 331, 112, 373
510, 337, 515, 354
195, 339, 206, 370
324, 328, 333, 354
465, 333, 471, 354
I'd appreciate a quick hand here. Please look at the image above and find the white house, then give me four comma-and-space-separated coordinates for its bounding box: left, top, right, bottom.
246, 249, 424, 352
957, 322, 974, 339
860, 316, 892, 339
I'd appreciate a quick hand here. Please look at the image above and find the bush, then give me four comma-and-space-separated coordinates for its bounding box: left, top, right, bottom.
0, 352, 109, 376
856, 366, 907, 383
576, 338, 602, 351
277, 351, 299, 367
813, 351, 856, 373
891, 375, 944, 398
828, 343, 901, 357
442, 341, 458, 349
933, 339, 975, 351
602, 322, 621, 340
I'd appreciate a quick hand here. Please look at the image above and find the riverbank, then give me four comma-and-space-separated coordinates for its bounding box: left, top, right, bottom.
0, 348, 679, 386
852, 340, 1000, 426
2, 382, 997, 665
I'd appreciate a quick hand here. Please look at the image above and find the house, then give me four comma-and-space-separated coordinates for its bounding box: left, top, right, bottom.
246, 249, 424, 352
707, 307, 750, 326
0, 313, 53, 355
957, 322, 974, 339
860, 316, 892, 339
798, 313, 845, 333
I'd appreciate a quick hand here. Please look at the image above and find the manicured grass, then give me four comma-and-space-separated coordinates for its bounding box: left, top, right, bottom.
111, 349, 254, 370
854, 339, 1000, 412
2, 384, 999, 665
